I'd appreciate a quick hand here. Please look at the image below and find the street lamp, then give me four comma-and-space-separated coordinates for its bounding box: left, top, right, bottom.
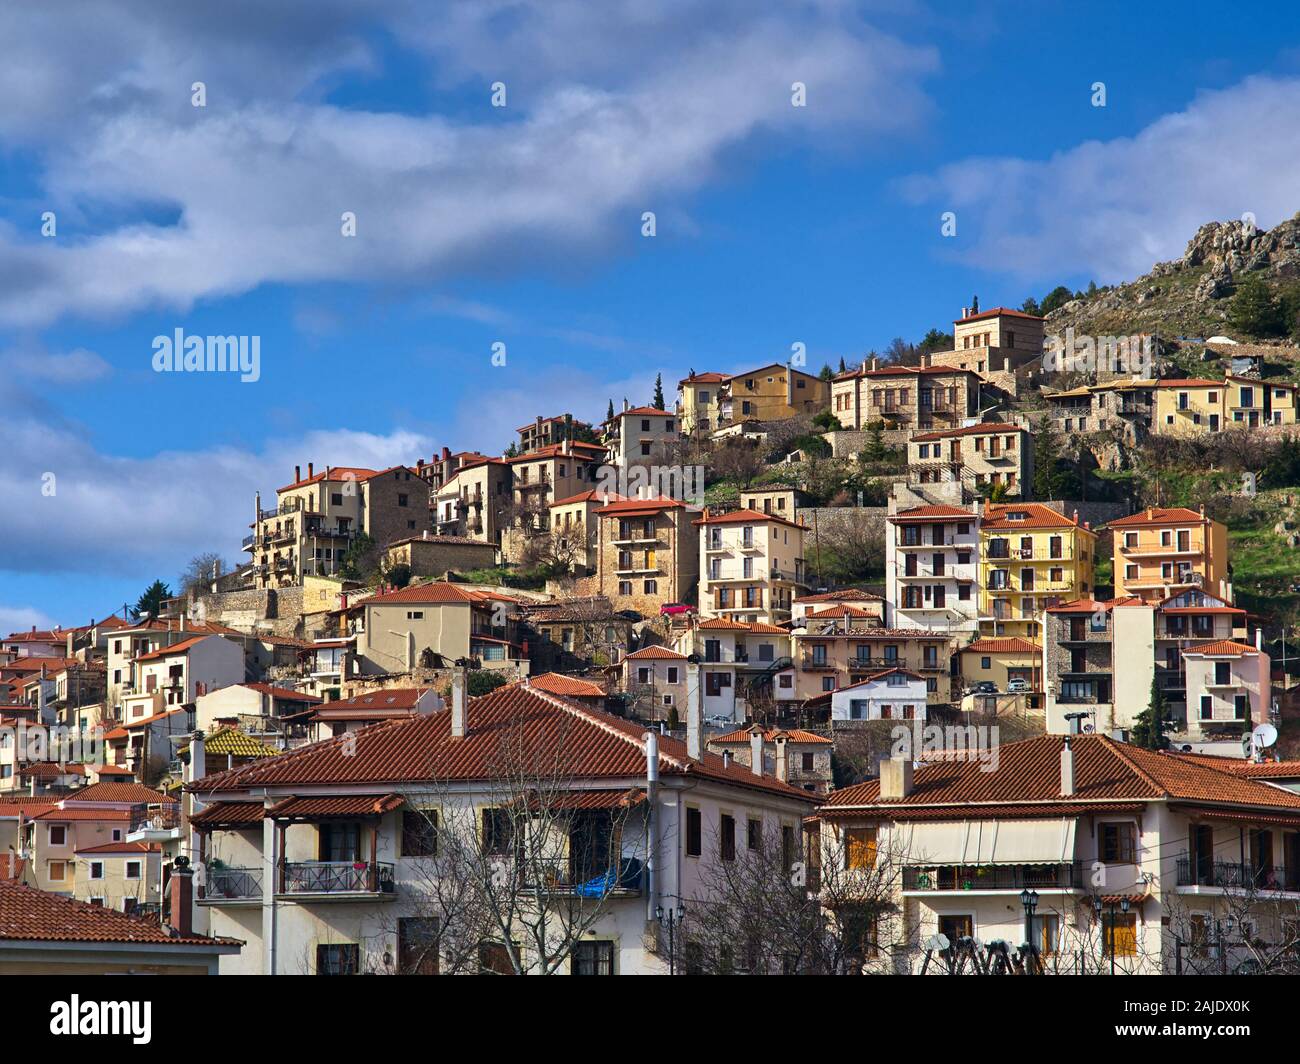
1020, 889, 1039, 974
1093, 894, 1131, 975
656, 901, 686, 975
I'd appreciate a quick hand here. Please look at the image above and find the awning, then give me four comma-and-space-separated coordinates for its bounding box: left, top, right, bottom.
895, 818, 1078, 865
267, 794, 405, 820
1173, 806, 1300, 830
191, 801, 266, 830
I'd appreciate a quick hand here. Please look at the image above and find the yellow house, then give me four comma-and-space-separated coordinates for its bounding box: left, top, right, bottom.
720, 363, 830, 424
958, 636, 1042, 692
676, 371, 729, 435
978, 503, 1098, 638
1107, 506, 1230, 605
1153, 376, 1299, 436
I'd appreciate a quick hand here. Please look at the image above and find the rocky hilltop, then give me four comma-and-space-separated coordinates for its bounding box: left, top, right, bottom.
1047, 213, 1300, 338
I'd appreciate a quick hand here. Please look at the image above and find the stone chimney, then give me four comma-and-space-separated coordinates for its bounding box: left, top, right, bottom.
879, 755, 913, 800
774, 733, 789, 783
749, 727, 765, 776
295, 465, 301, 483
167, 857, 194, 937
622, 398, 630, 412
686, 662, 702, 760
308, 462, 314, 478
1060, 736, 1075, 797
451, 668, 467, 738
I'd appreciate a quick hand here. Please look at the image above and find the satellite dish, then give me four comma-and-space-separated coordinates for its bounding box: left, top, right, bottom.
1083, 724, 1095, 733
1252, 723, 1278, 750
926, 933, 950, 951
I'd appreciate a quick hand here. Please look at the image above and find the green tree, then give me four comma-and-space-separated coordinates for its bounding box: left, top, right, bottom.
652, 374, 666, 410
132, 579, 172, 621
1130, 679, 1168, 750
861, 421, 887, 463
1032, 417, 1074, 500
467, 670, 509, 697
1227, 274, 1285, 338
339, 532, 378, 581
606, 399, 615, 422
838, 356, 847, 373
819, 363, 834, 382
1039, 285, 1074, 316
504, 441, 518, 458
917, 328, 953, 355
812, 409, 842, 432
386, 563, 413, 589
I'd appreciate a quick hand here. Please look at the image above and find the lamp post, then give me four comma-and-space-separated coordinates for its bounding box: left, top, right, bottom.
656, 901, 686, 975
1093, 894, 1131, 975
1020, 888, 1039, 974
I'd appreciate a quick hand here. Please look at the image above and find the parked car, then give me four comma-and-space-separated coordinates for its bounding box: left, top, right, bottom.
1006, 678, 1032, 694
660, 602, 693, 616
968, 680, 998, 695
704, 715, 734, 728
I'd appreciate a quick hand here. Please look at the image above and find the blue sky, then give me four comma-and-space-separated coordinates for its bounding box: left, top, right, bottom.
6, 0, 1300, 630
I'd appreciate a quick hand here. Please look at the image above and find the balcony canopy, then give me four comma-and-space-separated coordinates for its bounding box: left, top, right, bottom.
897, 817, 1078, 865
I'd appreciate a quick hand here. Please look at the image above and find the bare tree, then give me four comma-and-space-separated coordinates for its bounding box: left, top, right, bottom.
178, 551, 226, 597
392, 711, 642, 974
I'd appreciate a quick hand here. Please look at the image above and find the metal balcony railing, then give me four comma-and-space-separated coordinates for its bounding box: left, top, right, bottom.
206, 866, 263, 900
281, 860, 396, 894
903, 862, 1086, 892
1176, 859, 1300, 892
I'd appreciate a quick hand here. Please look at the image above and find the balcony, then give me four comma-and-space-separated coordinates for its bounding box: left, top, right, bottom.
519, 857, 644, 898
278, 860, 397, 899
902, 862, 1086, 892
800, 651, 838, 671
202, 866, 264, 905
847, 655, 907, 671
1175, 859, 1300, 893
127, 804, 181, 843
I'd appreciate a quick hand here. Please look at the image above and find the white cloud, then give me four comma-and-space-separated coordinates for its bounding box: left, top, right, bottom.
0, 346, 112, 383
0, 2, 938, 326
900, 76, 1300, 283
0, 604, 57, 637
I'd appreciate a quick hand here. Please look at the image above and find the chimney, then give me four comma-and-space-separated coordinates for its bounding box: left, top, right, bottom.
308, 462, 314, 478
1060, 736, 1075, 797
295, 465, 301, 483
919, 352, 931, 368
870, 357, 879, 371
749, 727, 765, 776
1257, 627, 1263, 651
188, 729, 206, 785
879, 755, 913, 800
167, 858, 194, 937
1072, 509, 1080, 525
622, 398, 630, 412
451, 668, 467, 738
774, 733, 789, 783
686, 662, 702, 760
722, 750, 731, 768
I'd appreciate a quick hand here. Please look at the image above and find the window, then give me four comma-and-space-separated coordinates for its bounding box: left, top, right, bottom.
844, 827, 877, 870
802, 751, 814, 772
666, 666, 679, 684
720, 814, 736, 862
125, 861, 142, 880
686, 807, 702, 857
398, 917, 440, 974
406, 611, 424, 620
89, 861, 105, 880
747, 818, 761, 850
48, 861, 67, 882
48, 825, 66, 847
402, 809, 438, 857
637, 667, 651, 684
572, 940, 615, 975
1030, 914, 1060, 956
316, 943, 360, 975
481, 809, 514, 856
1214, 661, 1231, 686
1103, 913, 1138, 957
1100, 822, 1136, 863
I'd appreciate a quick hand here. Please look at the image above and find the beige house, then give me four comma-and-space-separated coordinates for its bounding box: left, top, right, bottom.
738, 487, 813, 523
623, 645, 689, 721
603, 404, 679, 470
592, 498, 701, 616
383, 532, 499, 578
122, 633, 245, 719
791, 589, 885, 626
927, 304, 1045, 389
676, 371, 730, 435
345, 582, 527, 677
958, 636, 1042, 693
698, 509, 807, 624
1182, 635, 1270, 748
1153, 376, 1300, 436
830, 361, 982, 436
248, 464, 434, 589
517, 414, 592, 454
909, 423, 1032, 498
671, 617, 794, 723
707, 725, 834, 795
434, 457, 513, 545
73, 840, 162, 914
548, 490, 621, 576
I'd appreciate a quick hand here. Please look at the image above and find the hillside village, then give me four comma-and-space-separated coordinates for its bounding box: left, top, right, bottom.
9, 216, 1300, 976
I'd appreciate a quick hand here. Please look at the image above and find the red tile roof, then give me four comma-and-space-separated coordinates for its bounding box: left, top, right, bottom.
679, 371, 728, 385
527, 673, 606, 698
911, 423, 1029, 442
357, 582, 515, 606
1182, 639, 1257, 657
981, 503, 1094, 531
624, 646, 688, 661
888, 504, 976, 522
1107, 506, 1209, 527
806, 604, 878, 620
710, 726, 832, 746
836, 364, 979, 381
0, 857, 27, 883
190, 801, 265, 828
616, 406, 674, 419
694, 508, 805, 531
32, 808, 133, 822
956, 306, 1044, 323
132, 634, 213, 662
821, 734, 1300, 812
962, 637, 1041, 655
0, 881, 239, 947
796, 589, 882, 604
267, 794, 405, 819
1154, 379, 1221, 388
314, 688, 434, 713
238, 682, 322, 703
59, 781, 174, 805
594, 497, 687, 516
276, 465, 381, 493
191, 682, 817, 803
550, 489, 627, 507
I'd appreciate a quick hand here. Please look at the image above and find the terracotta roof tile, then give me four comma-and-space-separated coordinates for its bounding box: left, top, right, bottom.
796, 589, 882, 603
624, 646, 687, 661
888, 504, 976, 521
962, 637, 1041, 655
1107, 507, 1210, 527
981, 503, 1094, 531
1182, 639, 1257, 657
527, 673, 606, 698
